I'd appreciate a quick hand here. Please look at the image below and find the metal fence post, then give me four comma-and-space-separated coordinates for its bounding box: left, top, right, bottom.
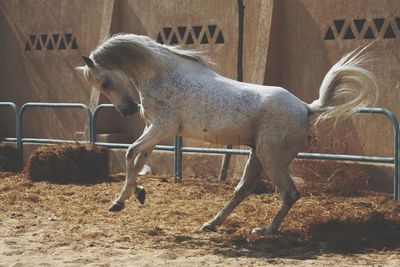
86, 108, 94, 144
18, 104, 25, 168
396, 125, 400, 201
0, 102, 21, 170
218, 144, 233, 181
15, 107, 22, 170
358, 108, 400, 201
92, 104, 117, 144
174, 136, 183, 183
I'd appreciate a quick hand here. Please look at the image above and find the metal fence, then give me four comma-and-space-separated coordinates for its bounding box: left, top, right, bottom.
0, 101, 399, 201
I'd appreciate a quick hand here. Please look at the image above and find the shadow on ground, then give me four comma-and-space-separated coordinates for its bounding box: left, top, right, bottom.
164, 203, 400, 260
204, 212, 400, 260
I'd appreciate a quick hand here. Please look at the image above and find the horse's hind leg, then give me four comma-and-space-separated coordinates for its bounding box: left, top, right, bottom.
201, 151, 262, 231
251, 155, 300, 235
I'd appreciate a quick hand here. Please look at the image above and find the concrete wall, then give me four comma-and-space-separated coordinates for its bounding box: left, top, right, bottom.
269, 0, 400, 158
0, 0, 114, 139
1, 0, 400, 180
92, 0, 275, 146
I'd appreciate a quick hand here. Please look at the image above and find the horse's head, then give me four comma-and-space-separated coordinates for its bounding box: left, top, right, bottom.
76, 56, 139, 116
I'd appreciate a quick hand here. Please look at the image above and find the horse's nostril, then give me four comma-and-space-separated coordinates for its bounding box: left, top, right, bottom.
121, 108, 128, 116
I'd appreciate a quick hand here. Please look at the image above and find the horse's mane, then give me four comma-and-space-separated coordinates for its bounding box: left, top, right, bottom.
91, 34, 213, 73
163, 44, 214, 67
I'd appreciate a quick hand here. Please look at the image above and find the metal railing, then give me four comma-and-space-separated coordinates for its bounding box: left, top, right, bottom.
0, 102, 19, 143
178, 108, 398, 200
0, 102, 20, 168
93, 104, 182, 182
0, 101, 399, 201
18, 102, 94, 166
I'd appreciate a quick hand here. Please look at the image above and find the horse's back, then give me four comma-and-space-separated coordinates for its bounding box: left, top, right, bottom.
173, 69, 309, 147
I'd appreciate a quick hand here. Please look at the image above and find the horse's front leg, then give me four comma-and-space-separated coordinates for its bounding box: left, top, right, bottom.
112, 146, 154, 210
108, 124, 172, 212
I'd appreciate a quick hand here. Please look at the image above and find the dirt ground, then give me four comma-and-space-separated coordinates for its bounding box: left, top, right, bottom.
1, 172, 400, 266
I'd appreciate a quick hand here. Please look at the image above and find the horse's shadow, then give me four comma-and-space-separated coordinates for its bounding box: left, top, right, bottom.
209, 215, 400, 260
174, 214, 400, 260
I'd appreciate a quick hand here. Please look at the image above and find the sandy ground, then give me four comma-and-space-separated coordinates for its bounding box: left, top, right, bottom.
1, 172, 400, 266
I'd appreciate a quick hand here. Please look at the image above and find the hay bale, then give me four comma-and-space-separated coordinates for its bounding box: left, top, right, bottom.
0, 143, 19, 172
25, 144, 109, 183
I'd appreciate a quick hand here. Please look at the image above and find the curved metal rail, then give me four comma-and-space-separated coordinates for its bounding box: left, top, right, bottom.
0, 102, 21, 169
174, 107, 400, 201
18, 102, 93, 166
1, 102, 399, 201
92, 104, 181, 181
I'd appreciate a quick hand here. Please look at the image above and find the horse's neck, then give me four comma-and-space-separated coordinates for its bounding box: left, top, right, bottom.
130, 64, 163, 90
131, 53, 179, 91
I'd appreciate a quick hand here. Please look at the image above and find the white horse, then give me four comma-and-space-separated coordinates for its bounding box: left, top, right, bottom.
76, 34, 377, 235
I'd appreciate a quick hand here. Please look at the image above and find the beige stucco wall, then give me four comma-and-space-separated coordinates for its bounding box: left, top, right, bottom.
269, 0, 400, 158
88, 0, 275, 146
1, 0, 399, 166
0, 0, 110, 140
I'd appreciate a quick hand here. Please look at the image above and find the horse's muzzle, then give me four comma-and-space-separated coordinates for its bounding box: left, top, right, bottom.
120, 101, 139, 116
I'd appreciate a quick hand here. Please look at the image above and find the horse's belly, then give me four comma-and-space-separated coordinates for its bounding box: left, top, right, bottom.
179, 124, 254, 146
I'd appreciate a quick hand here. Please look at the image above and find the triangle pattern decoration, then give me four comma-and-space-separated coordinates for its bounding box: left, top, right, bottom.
24, 32, 78, 52
163, 27, 172, 40
325, 17, 400, 41
41, 34, 48, 45
47, 39, 54, 50
333, 20, 345, 34
157, 25, 224, 45
170, 32, 179, 45
353, 19, 366, 33
30, 35, 36, 45
156, 33, 164, 44
364, 26, 375, 39
71, 38, 78, 49
208, 25, 217, 39
58, 38, 66, 49
343, 26, 355, 39
324, 26, 335, 40
177, 26, 187, 40
25, 41, 31, 51
201, 34, 209, 44
52, 33, 60, 45
186, 32, 194, 44
65, 33, 73, 45
36, 41, 42, 50
396, 17, 400, 30
215, 31, 224, 43
192, 26, 202, 39
373, 18, 385, 32
383, 24, 396, 39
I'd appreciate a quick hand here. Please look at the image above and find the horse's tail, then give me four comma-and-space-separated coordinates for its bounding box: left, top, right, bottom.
307, 44, 378, 124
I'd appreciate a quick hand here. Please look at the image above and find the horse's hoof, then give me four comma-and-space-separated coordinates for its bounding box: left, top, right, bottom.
135, 187, 146, 205
108, 201, 125, 212
251, 225, 277, 235
200, 223, 217, 232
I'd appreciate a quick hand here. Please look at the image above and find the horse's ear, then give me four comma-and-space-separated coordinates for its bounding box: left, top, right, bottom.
82, 56, 95, 69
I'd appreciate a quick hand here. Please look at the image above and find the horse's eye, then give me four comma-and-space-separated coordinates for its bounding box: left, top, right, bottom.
101, 79, 111, 89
